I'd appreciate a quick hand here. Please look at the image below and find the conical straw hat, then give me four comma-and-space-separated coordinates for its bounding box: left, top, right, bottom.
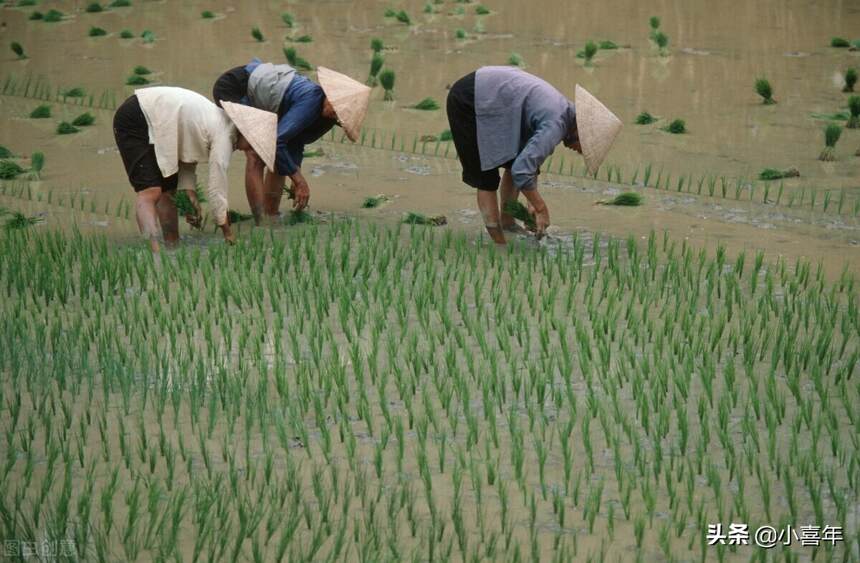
575, 85, 622, 176
317, 66, 371, 142
221, 101, 277, 172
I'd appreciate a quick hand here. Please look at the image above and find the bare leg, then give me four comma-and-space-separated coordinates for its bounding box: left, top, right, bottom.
263, 170, 286, 219
135, 186, 163, 253
499, 169, 519, 229
476, 189, 506, 245
156, 190, 180, 248
244, 152, 266, 224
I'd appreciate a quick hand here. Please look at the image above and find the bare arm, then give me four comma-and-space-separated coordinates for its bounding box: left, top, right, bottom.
520, 187, 549, 239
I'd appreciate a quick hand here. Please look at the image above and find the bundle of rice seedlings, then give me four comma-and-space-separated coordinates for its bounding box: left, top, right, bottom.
88, 27, 108, 37
284, 47, 313, 71
412, 97, 439, 110
371, 38, 384, 53
649, 16, 661, 31
662, 119, 686, 134
109, 0, 131, 6
72, 113, 95, 127
120, 29, 134, 39
43, 9, 64, 22
583, 40, 598, 65
831, 37, 850, 48
227, 210, 254, 223
133, 65, 151, 75
293, 35, 313, 43
819, 124, 842, 161
654, 31, 669, 55
29, 12, 43, 20
847, 95, 860, 128
251, 26, 264, 42
0, 146, 11, 158
201, 11, 215, 19
141, 30, 155, 43
175, 186, 206, 219
635, 111, 656, 124
502, 200, 536, 230
282, 12, 294, 27
403, 212, 446, 226
29, 105, 51, 119
758, 168, 799, 180
597, 192, 643, 206
475, 4, 490, 15
57, 122, 80, 135
0, 160, 25, 180
367, 53, 384, 86
362, 195, 389, 208
28, 152, 44, 179
63, 87, 86, 98
455, 28, 466, 39
844, 68, 857, 93
4, 212, 43, 231
508, 52, 524, 67
18, 0, 37, 7
395, 10, 411, 24
439, 129, 452, 141
11, 42, 26, 59
755, 78, 776, 104
379, 70, 396, 101
384, 8, 396, 17
85, 2, 103, 12
126, 75, 149, 85
599, 40, 618, 49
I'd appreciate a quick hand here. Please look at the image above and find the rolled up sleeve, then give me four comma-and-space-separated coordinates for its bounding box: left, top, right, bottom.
511, 121, 566, 190
274, 92, 324, 176
206, 135, 233, 225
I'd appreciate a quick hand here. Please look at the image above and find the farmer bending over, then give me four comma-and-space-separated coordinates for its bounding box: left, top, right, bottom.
446, 66, 622, 244
113, 86, 277, 251
212, 59, 370, 223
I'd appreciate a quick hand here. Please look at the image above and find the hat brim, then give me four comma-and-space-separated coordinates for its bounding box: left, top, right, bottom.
317, 67, 371, 143
221, 101, 277, 172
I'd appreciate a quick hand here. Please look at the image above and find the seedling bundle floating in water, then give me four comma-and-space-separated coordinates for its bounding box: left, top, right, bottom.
10, 42, 26, 59
412, 97, 440, 110
635, 111, 657, 124
755, 78, 776, 104
379, 69, 396, 101
72, 113, 96, 127
844, 68, 857, 93
367, 53, 384, 86
596, 191, 644, 206
56, 122, 80, 135
361, 194, 390, 208
0, 160, 25, 180
662, 118, 686, 134
758, 168, 799, 180
819, 123, 842, 161
846, 96, 860, 128
88, 27, 108, 37
29, 105, 51, 118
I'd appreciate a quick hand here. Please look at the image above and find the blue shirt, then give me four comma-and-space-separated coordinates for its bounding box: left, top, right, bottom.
244, 59, 336, 176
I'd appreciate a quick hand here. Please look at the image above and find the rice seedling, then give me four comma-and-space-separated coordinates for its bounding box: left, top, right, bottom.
379, 69, 396, 101
758, 167, 799, 180
10, 42, 25, 59
56, 122, 80, 135
508, 52, 525, 67
818, 123, 842, 161
126, 75, 149, 85
133, 65, 152, 75
284, 47, 313, 71
367, 53, 384, 86
455, 28, 466, 39
649, 16, 661, 31
424, 3, 434, 14
120, 29, 134, 39
634, 111, 657, 125
4, 211, 43, 230
755, 78, 776, 104
843, 68, 857, 92
85, 2, 103, 12
28, 152, 44, 180
18, 0, 37, 5
0, 160, 25, 179
661, 118, 686, 134
502, 200, 536, 230
251, 26, 264, 42
88, 27, 108, 37
596, 192, 643, 206
846, 95, 860, 128
201, 10, 215, 18
43, 9, 64, 22
412, 97, 440, 110
475, 4, 490, 15
282, 12, 295, 27
654, 31, 669, 55
395, 10, 411, 24
72, 112, 96, 127
29, 104, 51, 118
583, 40, 598, 66
371, 37, 384, 53
362, 195, 390, 208
141, 30, 155, 43
831, 37, 850, 48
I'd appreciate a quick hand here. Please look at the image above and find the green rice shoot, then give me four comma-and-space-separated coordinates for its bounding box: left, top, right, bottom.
635, 111, 657, 125
56, 122, 80, 135
412, 97, 440, 110
661, 118, 686, 134
71, 113, 96, 127
755, 78, 776, 104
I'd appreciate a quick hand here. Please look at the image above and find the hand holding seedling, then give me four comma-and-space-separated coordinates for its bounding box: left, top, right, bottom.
183, 190, 203, 229
290, 172, 310, 211
220, 221, 236, 245
521, 189, 549, 239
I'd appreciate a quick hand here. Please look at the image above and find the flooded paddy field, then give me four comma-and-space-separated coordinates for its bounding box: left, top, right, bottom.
1, 0, 859, 561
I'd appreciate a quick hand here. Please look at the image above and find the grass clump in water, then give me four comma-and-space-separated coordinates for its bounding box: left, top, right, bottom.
755, 78, 776, 104
85, 2, 103, 12
367, 53, 384, 86
502, 200, 536, 230
844, 68, 857, 93
88, 27, 108, 37
662, 118, 686, 134
819, 124, 842, 161
380, 69, 396, 101
29, 105, 51, 118
635, 111, 657, 124
847, 96, 860, 128
758, 168, 799, 180
508, 52, 524, 67
72, 112, 95, 127
284, 47, 313, 71
371, 37, 384, 52
597, 192, 644, 206
831, 37, 850, 48
251, 26, 264, 42
56, 122, 80, 134
362, 195, 389, 208
412, 97, 440, 110
201, 10, 215, 19
0, 160, 25, 180
43, 9, 63, 22
11, 42, 26, 59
